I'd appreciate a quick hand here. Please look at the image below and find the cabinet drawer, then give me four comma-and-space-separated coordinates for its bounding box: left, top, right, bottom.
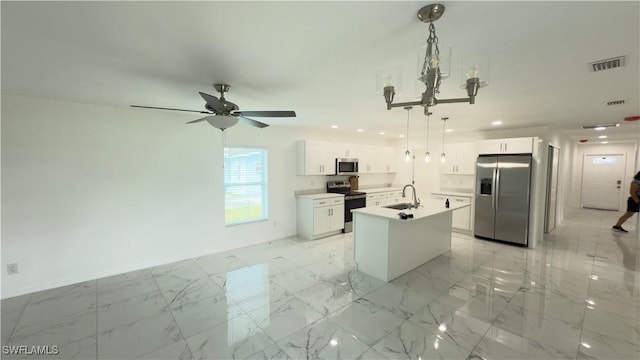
314, 197, 343, 207
451, 196, 471, 204
386, 190, 402, 198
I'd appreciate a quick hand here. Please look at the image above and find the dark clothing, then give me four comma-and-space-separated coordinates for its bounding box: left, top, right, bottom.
626, 197, 639, 212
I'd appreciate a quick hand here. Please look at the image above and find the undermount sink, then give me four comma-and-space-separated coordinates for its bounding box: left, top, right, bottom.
383, 203, 414, 210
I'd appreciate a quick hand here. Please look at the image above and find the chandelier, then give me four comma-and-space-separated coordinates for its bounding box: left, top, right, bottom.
382, 4, 486, 114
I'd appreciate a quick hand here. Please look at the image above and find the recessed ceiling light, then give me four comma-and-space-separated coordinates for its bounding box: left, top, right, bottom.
399, 134, 405, 138
330, 125, 338, 129
356, 129, 364, 132
594, 127, 606, 131
580, 342, 592, 349
583, 123, 619, 130
445, 129, 453, 133
491, 120, 502, 126
601, 141, 609, 144
598, 135, 607, 139
379, 132, 385, 135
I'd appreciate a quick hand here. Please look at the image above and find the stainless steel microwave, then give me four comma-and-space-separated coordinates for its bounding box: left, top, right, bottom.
336, 158, 358, 175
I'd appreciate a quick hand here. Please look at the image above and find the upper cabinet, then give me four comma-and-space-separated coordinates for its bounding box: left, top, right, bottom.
334, 143, 359, 159
297, 140, 397, 175
297, 140, 334, 175
440, 142, 477, 175
478, 137, 534, 155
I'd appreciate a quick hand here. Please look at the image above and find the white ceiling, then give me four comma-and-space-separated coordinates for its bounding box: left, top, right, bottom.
2, 1, 639, 143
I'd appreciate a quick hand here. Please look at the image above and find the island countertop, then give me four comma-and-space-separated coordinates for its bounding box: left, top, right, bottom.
351, 199, 469, 221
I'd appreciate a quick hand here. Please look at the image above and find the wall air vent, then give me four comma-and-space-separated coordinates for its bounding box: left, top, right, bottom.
606, 99, 626, 106
589, 56, 625, 72
582, 123, 620, 130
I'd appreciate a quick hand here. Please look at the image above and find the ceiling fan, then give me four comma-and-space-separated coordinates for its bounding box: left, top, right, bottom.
131, 83, 296, 131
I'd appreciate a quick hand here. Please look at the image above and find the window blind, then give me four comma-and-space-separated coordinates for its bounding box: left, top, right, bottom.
224, 147, 268, 224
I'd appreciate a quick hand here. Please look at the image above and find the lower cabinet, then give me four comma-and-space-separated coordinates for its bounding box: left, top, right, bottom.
366, 190, 405, 207
313, 204, 345, 235
431, 194, 472, 231
297, 195, 345, 240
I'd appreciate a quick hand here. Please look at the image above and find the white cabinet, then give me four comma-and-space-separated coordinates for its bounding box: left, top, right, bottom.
431, 194, 472, 231
381, 147, 397, 173
297, 140, 334, 175
366, 189, 406, 207
334, 144, 359, 159
478, 137, 534, 155
440, 143, 477, 175
297, 195, 344, 240
297, 140, 398, 175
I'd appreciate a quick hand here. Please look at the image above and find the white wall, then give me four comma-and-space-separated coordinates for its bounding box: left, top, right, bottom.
1, 94, 393, 298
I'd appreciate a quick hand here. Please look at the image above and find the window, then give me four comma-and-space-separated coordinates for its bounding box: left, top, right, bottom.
224, 147, 268, 225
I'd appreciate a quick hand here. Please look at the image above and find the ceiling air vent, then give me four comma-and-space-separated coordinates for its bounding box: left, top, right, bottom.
606, 99, 625, 106
582, 123, 620, 130
589, 56, 625, 72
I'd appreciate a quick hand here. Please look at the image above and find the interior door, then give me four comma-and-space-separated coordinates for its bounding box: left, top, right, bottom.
494, 155, 532, 245
582, 154, 625, 210
544, 146, 560, 233
474, 156, 497, 239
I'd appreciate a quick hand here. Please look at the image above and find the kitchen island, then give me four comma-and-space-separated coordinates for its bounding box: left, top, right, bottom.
352, 199, 469, 282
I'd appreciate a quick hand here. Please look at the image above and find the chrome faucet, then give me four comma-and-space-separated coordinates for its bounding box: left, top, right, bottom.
402, 184, 420, 209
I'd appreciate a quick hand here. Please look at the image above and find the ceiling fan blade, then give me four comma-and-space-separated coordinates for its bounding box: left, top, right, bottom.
233, 110, 296, 118
130, 105, 211, 114
199, 92, 225, 113
186, 116, 211, 124
239, 116, 269, 128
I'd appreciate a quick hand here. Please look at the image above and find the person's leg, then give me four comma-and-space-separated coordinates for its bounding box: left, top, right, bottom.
615, 211, 634, 227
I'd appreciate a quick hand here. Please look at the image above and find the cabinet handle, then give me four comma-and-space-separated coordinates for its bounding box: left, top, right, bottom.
505, 143, 508, 152
500, 143, 503, 152
319, 201, 326, 205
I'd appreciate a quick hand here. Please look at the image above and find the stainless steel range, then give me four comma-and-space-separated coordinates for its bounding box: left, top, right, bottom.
327, 180, 366, 233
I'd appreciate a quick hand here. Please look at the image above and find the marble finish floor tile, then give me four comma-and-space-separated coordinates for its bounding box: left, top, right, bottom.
435, 284, 510, 323
373, 320, 471, 360
136, 338, 193, 359
97, 277, 160, 306
97, 268, 151, 288
474, 325, 578, 359
294, 281, 360, 317
327, 298, 406, 346
98, 311, 182, 359
362, 283, 431, 320
323, 270, 386, 298
408, 299, 491, 351
492, 303, 581, 356
581, 306, 639, 346
390, 270, 451, 301
355, 348, 390, 360
185, 314, 275, 360
196, 253, 248, 276
277, 318, 369, 360
245, 344, 291, 360
230, 281, 292, 314
1, 294, 30, 314
577, 327, 640, 360
169, 292, 245, 337
18, 282, 96, 327
8, 311, 96, 348
97, 290, 168, 332
270, 267, 322, 294
246, 295, 324, 342
158, 276, 224, 308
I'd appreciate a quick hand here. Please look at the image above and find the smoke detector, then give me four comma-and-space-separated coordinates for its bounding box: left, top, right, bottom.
589, 56, 625, 72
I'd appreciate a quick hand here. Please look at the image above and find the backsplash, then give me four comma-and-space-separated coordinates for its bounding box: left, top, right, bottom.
440, 174, 474, 193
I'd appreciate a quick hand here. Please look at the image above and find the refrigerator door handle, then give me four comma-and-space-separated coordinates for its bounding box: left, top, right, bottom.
495, 168, 501, 210
492, 168, 497, 209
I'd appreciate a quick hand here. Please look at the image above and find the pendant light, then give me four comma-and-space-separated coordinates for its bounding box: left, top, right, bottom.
404, 106, 413, 162
424, 111, 432, 162
440, 116, 448, 163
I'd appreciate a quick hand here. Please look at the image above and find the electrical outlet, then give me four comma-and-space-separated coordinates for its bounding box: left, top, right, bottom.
7, 263, 18, 275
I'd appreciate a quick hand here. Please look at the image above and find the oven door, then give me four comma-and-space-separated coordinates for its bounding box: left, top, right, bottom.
344, 195, 367, 224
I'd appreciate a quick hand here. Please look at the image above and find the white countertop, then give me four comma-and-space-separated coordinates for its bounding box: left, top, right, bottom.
431, 191, 474, 198
296, 193, 344, 200
352, 199, 469, 221
359, 187, 403, 193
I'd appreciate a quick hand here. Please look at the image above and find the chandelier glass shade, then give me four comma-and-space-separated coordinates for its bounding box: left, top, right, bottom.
382, 4, 486, 114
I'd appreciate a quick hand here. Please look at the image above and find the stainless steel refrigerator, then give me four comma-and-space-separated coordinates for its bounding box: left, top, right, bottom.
474, 154, 532, 246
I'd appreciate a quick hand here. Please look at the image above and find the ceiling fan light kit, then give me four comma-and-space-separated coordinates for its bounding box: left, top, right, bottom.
382, 4, 487, 115
131, 83, 296, 131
